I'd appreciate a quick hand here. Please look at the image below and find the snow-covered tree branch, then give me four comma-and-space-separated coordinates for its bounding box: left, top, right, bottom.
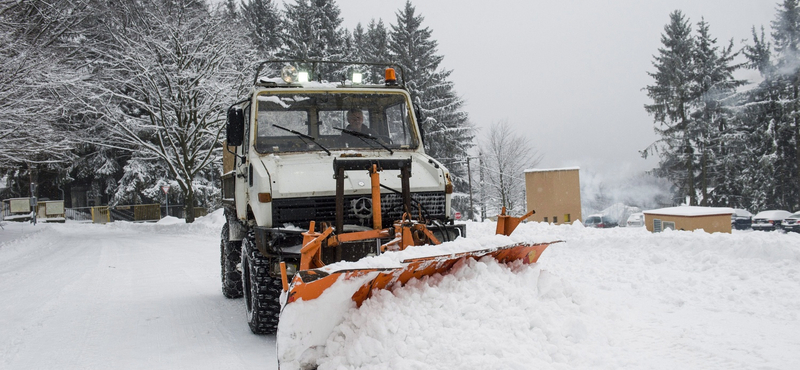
84, 0, 251, 222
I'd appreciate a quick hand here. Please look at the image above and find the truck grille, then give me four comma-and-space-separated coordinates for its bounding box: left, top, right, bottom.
271, 192, 447, 228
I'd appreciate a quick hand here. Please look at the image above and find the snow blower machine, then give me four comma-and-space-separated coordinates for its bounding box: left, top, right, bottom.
219, 61, 559, 359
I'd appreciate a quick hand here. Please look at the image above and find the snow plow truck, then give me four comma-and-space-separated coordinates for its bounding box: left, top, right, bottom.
219, 60, 556, 345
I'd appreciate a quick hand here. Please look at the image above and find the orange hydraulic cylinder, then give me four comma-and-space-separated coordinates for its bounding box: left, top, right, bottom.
371, 164, 382, 230
280, 262, 289, 292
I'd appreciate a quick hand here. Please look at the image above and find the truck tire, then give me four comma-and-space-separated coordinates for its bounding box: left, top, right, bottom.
242, 234, 281, 334
220, 223, 243, 298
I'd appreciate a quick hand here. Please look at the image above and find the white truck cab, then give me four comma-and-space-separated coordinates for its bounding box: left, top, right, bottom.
220, 61, 464, 334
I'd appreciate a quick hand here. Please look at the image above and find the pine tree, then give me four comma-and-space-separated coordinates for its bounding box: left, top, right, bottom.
364, 19, 391, 81
744, 26, 773, 76
279, 0, 347, 78
645, 10, 698, 205
689, 18, 743, 205
738, 0, 800, 210
240, 0, 282, 58
770, 0, 800, 210
350, 23, 367, 59
389, 1, 474, 195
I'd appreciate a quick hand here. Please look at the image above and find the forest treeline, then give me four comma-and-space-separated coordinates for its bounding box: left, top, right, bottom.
0, 0, 474, 221
5, 0, 797, 222
646, 1, 800, 213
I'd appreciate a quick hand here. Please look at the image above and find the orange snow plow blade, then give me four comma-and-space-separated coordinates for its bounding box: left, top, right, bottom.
286, 241, 560, 307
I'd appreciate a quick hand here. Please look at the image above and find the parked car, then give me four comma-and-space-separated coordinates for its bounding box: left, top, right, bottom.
584, 214, 618, 228
731, 209, 753, 230
751, 210, 793, 231
782, 212, 800, 233
626, 212, 644, 227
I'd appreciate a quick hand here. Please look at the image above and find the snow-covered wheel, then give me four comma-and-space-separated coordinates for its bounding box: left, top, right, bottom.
220, 222, 243, 298
242, 234, 281, 334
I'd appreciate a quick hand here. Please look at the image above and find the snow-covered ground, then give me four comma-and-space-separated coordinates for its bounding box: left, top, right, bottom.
0, 213, 276, 370
1, 212, 799, 369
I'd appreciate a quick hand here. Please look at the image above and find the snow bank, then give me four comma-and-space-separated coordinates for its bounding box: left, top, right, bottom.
316, 259, 580, 369
283, 221, 800, 369
103, 208, 224, 236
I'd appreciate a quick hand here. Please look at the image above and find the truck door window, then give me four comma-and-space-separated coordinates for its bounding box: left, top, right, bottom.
386, 103, 412, 146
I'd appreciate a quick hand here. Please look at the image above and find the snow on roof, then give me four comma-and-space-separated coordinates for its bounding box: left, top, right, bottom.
524, 166, 580, 173
256, 77, 390, 90
643, 206, 734, 217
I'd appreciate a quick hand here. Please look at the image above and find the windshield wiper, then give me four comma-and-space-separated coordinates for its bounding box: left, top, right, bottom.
272, 124, 331, 156
333, 127, 394, 155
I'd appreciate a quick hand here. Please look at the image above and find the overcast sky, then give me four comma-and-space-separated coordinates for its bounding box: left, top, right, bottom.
332, 0, 777, 177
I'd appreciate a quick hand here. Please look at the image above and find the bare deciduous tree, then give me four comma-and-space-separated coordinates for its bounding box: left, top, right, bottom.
84, 0, 254, 222
479, 120, 542, 215
0, 0, 90, 169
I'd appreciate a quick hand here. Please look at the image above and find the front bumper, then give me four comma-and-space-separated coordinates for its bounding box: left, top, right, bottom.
752, 224, 778, 231
253, 222, 466, 264
782, 224, 800, 232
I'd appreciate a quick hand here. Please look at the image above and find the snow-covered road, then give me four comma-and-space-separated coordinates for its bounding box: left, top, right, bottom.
0, 216, 277, 370
1, 213, 799, 370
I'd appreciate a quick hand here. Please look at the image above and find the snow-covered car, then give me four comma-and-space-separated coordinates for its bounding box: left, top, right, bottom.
584, 214, 618, 228
626, 212, 644, 227
731, 208, 753, 230
781, 212, 800, 233
751, 210, 793, 231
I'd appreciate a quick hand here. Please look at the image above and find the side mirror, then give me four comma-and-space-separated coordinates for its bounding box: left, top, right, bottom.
414, 103, 425, 145
226, 107, 244, 146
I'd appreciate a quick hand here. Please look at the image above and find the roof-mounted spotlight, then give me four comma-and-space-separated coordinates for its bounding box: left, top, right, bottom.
352, 72, 363, 85
281, 65, 298, 83
298, 71, 309, 83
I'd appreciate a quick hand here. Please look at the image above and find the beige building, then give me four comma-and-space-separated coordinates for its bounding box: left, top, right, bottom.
643, 206, 734, 233
524, 167, 581, 225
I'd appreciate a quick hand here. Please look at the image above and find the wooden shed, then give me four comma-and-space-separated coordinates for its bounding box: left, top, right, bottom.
643, 206, 734, 233
524, 167, 581, 225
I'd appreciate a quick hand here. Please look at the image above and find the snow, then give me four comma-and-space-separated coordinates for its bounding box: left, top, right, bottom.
2, 212, 800, 369
754, 210, 794, 220
644, 205, 735, 217
156, 215, 185, 225
524, 166, 580, 173
0, 213, 274, 370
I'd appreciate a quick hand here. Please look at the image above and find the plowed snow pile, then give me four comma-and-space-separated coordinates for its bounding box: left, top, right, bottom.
282, 221, 800, 370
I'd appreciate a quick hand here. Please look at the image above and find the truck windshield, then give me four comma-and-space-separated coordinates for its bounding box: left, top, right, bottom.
254, 92, 419, 154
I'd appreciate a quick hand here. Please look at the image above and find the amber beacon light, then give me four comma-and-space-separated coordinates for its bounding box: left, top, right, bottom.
385, 68, 397, 86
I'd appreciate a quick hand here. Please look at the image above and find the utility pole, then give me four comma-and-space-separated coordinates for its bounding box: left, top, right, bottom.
28, 162, 37, 225
479, 153, 486, 221
467, 157, 474, 221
